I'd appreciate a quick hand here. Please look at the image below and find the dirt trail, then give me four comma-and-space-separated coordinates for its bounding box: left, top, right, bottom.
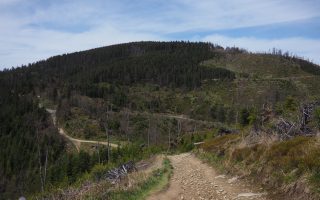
107, 110, 216, 125
46, 109, 118, 151
148, 153, 268, 200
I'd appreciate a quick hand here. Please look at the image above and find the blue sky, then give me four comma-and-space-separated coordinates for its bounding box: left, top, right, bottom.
1, 0, 320, 69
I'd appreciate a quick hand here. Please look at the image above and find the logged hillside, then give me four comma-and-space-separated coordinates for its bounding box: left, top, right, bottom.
1, 41, 320, 199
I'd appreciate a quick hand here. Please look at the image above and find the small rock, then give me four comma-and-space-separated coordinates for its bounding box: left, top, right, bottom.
305, 188, 310, 194
215, 175, 226, 179
227, 176, 238, 184
237, 192, 265, 197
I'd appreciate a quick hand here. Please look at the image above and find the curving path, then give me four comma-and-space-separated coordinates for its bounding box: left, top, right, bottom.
46, 109, 118, 151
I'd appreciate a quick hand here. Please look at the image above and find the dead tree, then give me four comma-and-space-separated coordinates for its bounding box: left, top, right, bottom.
101, 104, 112, 163
36, 128, 48, 193
105, 161, 137, 184
123, 104, 131, 142
148, 117, 151, 147
105, 124, 110, 163
177, 120, 181, 139
261, 103, 273, 127
168, 128, 171, 151
299, 101, 320, 134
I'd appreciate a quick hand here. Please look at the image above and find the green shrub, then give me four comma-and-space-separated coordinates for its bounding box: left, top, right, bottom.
310, 171, 320, 193
90, 164, 113, 181
315, 108, 320, 130
284, 96, 297, 112
240, 108, 250, 126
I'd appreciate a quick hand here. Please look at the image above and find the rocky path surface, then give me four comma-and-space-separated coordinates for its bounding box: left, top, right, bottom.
148, 153, 268, 200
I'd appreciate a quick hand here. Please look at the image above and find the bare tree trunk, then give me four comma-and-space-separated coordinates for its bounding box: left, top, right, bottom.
36, 128, 47, 193
168, 128, 171, 151
37, 145, 44, 193
37, 145, 48, 193
108, 130, 110, 163
97, 145, 101, 164
104, 105, 110, 163
177, 120, 181, 138
43, 148, 48, 188
125, 106, 130, 142
236, 111, 239, 124
148, 117, 151, 147
104, 123, 110, 163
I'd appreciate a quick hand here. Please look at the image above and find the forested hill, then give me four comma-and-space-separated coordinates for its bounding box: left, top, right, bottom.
3, 41, 320, 94
1, 42, 235, 92
1, 41, 320, 199
0, 41, 234, 199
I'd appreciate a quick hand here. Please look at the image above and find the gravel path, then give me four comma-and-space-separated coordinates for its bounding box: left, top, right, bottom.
148, 153, 268, 200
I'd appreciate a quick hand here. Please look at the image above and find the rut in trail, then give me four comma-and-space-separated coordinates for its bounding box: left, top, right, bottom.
148, 153, 268, 200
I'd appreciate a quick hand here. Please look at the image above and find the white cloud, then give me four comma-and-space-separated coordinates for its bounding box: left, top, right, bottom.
0, 24, 166, 68
128, 0, 320, 33
0, 0, 319, 69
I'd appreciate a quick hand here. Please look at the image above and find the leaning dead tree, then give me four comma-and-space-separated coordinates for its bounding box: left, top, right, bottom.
300, 101, 320, 134
275, 118, 297, 140
275, 101, 320, 139
99, 104, 113, 163
105, 161, 137, 184
36, 128, 48, 193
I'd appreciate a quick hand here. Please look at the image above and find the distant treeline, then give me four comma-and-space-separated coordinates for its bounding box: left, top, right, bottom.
1, 42, 235, 94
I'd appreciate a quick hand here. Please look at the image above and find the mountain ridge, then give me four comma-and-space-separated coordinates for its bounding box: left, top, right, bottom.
1, 41, 320, 199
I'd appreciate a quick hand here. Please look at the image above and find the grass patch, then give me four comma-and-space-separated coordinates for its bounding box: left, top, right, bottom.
200, 134, 241, 157
195, 150, 225, 172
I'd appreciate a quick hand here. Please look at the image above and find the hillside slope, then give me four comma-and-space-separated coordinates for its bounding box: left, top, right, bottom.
1, 41, 320, 199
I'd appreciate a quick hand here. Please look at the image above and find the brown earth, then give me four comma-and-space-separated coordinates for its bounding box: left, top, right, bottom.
147, 153, 269, 200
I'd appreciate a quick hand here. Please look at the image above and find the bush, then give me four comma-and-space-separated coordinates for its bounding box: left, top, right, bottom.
315, 108, 320, 130
240, 108, 250, 126
90, 163, 113, 181
284, 96, 297, 112
310, 172, 320, 193
266, 137, 310, 172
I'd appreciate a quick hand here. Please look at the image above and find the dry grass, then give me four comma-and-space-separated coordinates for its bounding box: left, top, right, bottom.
198, 134, 320, 199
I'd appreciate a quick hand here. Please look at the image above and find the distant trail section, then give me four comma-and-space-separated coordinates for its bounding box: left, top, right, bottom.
147, 153, 269, 200
46, 109, 118, 151
107, 110, 217, 125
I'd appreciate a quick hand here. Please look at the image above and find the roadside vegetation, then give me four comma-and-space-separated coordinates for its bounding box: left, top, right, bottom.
108, 158, 173, 200
196, 133, 320, 199
29, 144, 163, 199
